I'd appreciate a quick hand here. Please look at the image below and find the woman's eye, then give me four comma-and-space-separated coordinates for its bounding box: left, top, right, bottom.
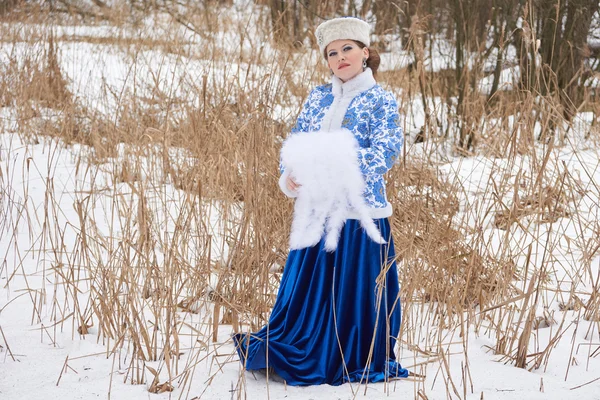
343, 46, 353, 51
328, 51, 337, 57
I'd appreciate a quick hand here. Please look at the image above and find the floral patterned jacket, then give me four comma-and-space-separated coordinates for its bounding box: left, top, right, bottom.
279, 68, 403, 219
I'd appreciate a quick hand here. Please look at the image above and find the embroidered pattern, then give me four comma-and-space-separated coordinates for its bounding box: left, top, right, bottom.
287, 83, 403, 209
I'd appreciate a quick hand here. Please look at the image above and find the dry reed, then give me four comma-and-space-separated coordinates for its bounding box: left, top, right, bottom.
0, 2, 599, 399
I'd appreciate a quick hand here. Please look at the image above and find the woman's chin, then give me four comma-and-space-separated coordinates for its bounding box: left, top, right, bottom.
335, 69, 360, 82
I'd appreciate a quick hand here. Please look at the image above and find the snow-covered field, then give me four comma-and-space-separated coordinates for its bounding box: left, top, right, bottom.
2, 3, 600, 400
2, 123, 600, 400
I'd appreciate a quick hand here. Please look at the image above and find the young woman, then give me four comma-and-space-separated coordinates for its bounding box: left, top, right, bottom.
234, 16, 408, 386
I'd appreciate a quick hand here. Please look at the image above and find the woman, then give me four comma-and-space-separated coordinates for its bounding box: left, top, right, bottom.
234, 16, 408, 386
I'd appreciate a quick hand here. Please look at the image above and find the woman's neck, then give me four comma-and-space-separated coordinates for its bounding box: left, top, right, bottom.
331, 68, 376, 98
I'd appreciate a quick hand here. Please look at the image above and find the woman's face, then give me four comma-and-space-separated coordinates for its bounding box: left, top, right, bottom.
326, 40, 369, 83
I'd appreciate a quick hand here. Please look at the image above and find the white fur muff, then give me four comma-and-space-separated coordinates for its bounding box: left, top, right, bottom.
280, 129, 386, 252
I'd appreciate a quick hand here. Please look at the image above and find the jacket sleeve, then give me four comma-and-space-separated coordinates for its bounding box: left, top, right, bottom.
357, 92, 403, 176
279, 89, 315, 197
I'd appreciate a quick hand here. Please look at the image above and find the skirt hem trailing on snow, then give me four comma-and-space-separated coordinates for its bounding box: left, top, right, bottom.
233, 218, 409, 386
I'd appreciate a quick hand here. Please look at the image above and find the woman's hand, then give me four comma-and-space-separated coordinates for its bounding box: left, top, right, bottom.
286, 175, 301, 193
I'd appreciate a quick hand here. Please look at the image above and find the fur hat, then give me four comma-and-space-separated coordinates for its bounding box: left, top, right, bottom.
315, 17, 371, 54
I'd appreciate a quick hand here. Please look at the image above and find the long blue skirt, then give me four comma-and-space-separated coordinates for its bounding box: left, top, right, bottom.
233, 218, 408, 386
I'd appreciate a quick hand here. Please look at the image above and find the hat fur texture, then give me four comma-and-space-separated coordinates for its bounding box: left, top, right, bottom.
315, 17, 371, 54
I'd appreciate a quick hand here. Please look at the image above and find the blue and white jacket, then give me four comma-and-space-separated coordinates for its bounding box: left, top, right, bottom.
279, 68, 403, 219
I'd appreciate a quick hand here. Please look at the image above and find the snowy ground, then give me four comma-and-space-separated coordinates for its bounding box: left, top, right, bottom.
2, 125, 600, 400
2, 4, 600, 400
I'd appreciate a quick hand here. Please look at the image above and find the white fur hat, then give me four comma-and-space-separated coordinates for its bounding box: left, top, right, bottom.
315, 17, 371, 54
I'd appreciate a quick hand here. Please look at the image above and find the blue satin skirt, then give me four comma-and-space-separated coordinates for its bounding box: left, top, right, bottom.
233, 218, 408, 386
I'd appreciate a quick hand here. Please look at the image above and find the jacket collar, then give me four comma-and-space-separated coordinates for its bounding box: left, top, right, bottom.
331, 68, 376, 98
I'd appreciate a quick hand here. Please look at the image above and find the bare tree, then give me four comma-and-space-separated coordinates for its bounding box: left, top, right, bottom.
538, 0, 599, 122
488, 0, 524, 101
0, 0, 22, 15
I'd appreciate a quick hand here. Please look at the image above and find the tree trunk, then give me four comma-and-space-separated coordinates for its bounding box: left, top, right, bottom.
555, 0, 599, 119
372, 0, 400, 37
452, 0, 470, 150
2, 0, 23, 14
535, 0, 598, 141
489, 1, 524, 101
269, 0, 305, 47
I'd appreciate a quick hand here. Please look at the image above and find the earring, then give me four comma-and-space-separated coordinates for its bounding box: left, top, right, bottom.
362, 59, 367, 69
330, 68, 333, 74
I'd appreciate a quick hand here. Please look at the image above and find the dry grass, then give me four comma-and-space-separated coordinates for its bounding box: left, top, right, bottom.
1, 2, 600, 399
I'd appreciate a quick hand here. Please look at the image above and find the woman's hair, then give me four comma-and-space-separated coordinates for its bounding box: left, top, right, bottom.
323, 40, 380, 77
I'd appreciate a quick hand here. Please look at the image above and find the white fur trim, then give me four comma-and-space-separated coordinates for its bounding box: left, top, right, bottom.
280, 129, 386, 252
347, 203, 392, 220
322, 68, 376, 132
331, 67, 376, 98
279, 169, 299, 198
315, 17, 371, 53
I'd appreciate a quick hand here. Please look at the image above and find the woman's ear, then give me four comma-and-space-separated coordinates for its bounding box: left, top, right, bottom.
363, 47, 370, 59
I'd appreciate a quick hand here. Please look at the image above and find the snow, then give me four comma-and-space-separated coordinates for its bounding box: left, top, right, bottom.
478, 66, 518, 94
2, 3, 600, 400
